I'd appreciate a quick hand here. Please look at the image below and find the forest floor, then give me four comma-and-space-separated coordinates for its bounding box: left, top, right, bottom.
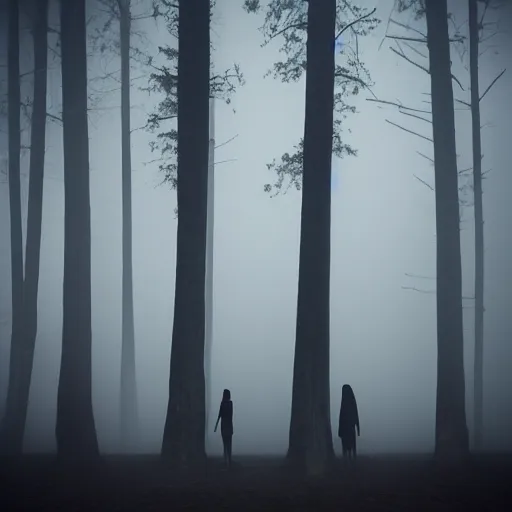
1, 453, 512, 510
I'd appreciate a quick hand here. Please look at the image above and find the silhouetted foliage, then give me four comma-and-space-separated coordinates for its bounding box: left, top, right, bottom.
147, 0, 244, 188
244, 0, 379, 195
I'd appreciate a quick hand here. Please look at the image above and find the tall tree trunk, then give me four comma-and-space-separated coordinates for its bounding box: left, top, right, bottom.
56, 0, 100, 463
0, 0, 48, 456
119, 0, 138, 452
287, 0, 336, 475
1, 0, 23, 456
161, 0, 210, 469
425, 0, 469, 462
204, 96, 215, 438
469, 0, 484, 452
0, 0, 23, 456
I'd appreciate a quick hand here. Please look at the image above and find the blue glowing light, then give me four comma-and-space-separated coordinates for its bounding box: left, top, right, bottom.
335, 35, 343, 53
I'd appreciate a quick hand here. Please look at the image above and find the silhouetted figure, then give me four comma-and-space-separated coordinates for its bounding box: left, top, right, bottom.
214, 389, 233, 468
338, 384, 360, 461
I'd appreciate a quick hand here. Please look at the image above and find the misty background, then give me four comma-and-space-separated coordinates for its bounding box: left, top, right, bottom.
0, 0, 511, 456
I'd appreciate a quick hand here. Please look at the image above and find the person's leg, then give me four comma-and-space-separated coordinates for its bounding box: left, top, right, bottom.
226, 435, 232, 467
341, 438, 348, 464
222, 435, 228, 467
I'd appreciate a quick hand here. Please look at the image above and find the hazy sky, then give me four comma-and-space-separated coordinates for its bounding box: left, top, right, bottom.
0, 0, 511, 456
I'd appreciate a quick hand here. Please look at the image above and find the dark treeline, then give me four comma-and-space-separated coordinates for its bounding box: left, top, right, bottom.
0, 0, 509, 476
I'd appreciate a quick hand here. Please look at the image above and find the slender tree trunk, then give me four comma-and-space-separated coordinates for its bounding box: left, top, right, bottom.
0, 0, 23, 457
287, 0, 336, 475
204, 96, 215, 438
425, 0, 469, 462
119, 0, 138, 452
56, 0, 100, 463
0, 0, 48, 456
469, 0, 484, 452
161, 0, 210, 469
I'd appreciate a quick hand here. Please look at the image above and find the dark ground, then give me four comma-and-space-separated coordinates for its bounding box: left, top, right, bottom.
1, 454, 512, 510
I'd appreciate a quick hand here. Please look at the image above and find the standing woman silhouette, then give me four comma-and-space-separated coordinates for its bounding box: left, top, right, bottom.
338, 384, 360, 461
214, 389, 233, 468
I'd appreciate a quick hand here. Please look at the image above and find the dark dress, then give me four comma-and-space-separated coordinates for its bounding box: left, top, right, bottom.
219, 400, 233, 438
338, 400, 359, 453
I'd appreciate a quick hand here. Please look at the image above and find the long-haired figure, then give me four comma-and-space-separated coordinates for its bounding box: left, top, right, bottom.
338, 384, 360, 461
214, 389, 233, 468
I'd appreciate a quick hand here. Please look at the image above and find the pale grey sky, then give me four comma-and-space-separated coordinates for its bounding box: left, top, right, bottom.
1, 0, 511, 456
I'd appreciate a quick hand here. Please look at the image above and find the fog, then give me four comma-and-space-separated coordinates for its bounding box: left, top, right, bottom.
1, 0, 511, 458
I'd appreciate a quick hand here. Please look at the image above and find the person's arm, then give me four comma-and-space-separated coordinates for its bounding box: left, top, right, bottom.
355, 402, 360, 436
214, 403, 222, 432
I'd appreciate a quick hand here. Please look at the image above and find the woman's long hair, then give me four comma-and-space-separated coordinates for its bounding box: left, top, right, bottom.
341, 384, 356, 412
222, 389, 231, 401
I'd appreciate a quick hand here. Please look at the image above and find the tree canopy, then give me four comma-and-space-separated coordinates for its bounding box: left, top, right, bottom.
147, 0, 244, 188
244, 0, 379, 194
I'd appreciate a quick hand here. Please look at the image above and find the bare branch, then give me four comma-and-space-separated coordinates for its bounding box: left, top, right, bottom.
47, 112, 62, 124
399, 109, 431, 124
335, 8, 377, 41
214, 158, 237, 166
479, 68, 506, 102
385, 119, 433, 143
215, 134, 239, 150
416, 151, 434, 164
402, 286, 435, 294
387, 35, 427, 44
262, 22, 307, 45
405, 272, 435, 280
413, 174, 434, 191
389, 19, 427, 40
366, 98, 431, 115
401, 41, 428, 60
402, 284, 474, 301
390, 46, 430, 75
455, 98, 471, 108
390, 47, 465, 91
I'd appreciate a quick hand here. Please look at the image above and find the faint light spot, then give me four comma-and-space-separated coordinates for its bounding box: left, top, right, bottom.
335, 35, 343, 53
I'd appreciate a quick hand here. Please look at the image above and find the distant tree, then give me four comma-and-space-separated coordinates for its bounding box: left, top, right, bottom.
466, 0, 507, 451
56, 0, 100, 463
425, 0, 469, 461
284, 0, 337, 475
0, 0, 49, 457
160, 0, 210, 468
390, 0, 505, 453
89, 0, 142, 451
88, 0, 164, 450
243, 0, 379, 195
469, 0, 484, 452
205, 97, 215, 436
91, 0, 141, 451
0, 0, 23, 457
117, 0, 139, 453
